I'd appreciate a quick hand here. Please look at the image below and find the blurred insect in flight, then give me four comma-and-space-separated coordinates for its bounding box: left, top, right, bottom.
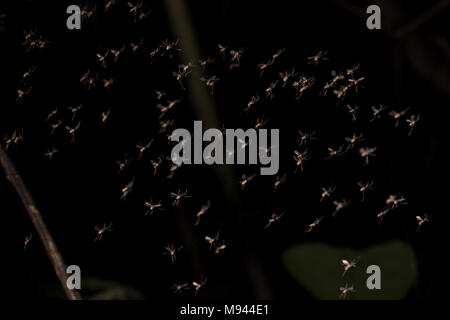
346, 104, 359, 122
265, 81, 278, 99
65, 121, 81, 143
50, 120, 63, 135
348, 77, 364, 92
94, 222, 113, 241
172, 283, 189, 294
346, 64, 360, 77
4, 129, 24, 150
136, 139, 153, 160
104, 0, 117, 12
416, 213, 431, 232
357, 181, 374, 201
270, 48, 285, 64
170, 189, 191, 207
138, 8, 151, 22
68, 104, 82, 121
21, 66, 36, 84
164, 244, 183, 263
293, 149, 309, 173
192, 277, 207, 295
80, 69, 99, 90
24, 233, 32, 250
96, 49, 110, 68
298, 130, 317, 147
389, 108, 409, 127
333, 84, 351, 100
254, 117, 268, 129
102, 77, 114, 89
239, 174, 255, 189
228, 47, 245, 70
406, 114, 420, 136
173, 63, 192, 90
307, 50, 329, 65
159, 39, 180, 58
44, 147, 58, 160
339, 283, 355, 299
344, 133, 364, 151
244, 94, 260, 113
320, 71, 344, 96
376, 208, 390, 223
127, 1, 143, 22
341, 258, 358, 277
157, 98, 181, 118
214, 241, 227, 255
144, 199, 163, 216
370, 104, 387, 122
205, 231, 220, 250
129, 38, 144, 54
238, 137, 250, 150
110, 45, 125, 62
279, 68, 297, 87
101, 106, 111, 123
116, 155, 131, 174
16, 86, 32, 103
320, 81, 334, 96
218, 43, 229, 59
359, 147, 376, 165
265, 212, 284, 229
80, 4, 96, 22
385, 194, 407, 209
199, 57, 214, 72
46, 107, 58, 122
330, 70, 345, 85
320, 184, 336, 202
325, 145, 344, 160
194, 200, 211, 226
273, 174, 286, 192
120, 178, 134, 200
200, 75, 219, 95
257, 59, 273, 77
293, 75, 314, 100
332, 199, 350, 217
305, 216, 323, 233
155, 90, 166, 101
167, 163, 181, 179
149, 46, 161, 62
150, 157, 163, 175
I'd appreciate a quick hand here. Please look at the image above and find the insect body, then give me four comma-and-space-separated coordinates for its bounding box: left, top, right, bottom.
194, 200, 211, 226
339, 283, 355, 299
305, 216, 323, 233
94, 222, 113, 241
164, 244, 183, 263
341, 258, 358, 277
170, 189, 191, 206
144, 199, 163, 216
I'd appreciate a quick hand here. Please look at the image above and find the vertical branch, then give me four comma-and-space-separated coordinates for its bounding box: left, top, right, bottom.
0, 144, 81, 300
164, 0, 273, 298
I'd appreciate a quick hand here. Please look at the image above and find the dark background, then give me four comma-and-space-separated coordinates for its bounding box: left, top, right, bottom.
0, 0, 448, 300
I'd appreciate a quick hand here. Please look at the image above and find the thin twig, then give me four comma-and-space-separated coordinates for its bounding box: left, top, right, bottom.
0, 143, 81, 300
394, 0, 450, 38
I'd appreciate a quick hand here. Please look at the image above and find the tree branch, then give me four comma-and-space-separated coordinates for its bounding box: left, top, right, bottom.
0, 143, 81, 300
394, 0, 450, 38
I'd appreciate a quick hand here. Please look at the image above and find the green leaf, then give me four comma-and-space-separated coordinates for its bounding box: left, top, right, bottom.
82, 277, 145, 300
282, 240, 417, 300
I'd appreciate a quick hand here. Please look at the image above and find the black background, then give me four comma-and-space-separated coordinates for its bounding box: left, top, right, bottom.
0, 0, 448, 300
